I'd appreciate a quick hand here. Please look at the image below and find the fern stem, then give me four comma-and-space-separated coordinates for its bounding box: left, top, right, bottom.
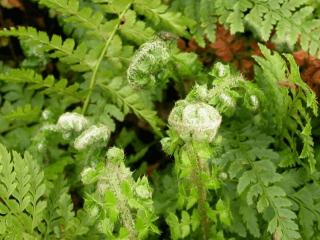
82, 4, 131, 115
186, 142, 209, 240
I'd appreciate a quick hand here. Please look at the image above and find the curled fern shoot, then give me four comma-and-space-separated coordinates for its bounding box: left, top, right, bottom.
127, 38, 170, 88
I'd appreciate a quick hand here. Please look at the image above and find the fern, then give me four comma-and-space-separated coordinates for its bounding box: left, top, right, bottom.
3, 104, 41, 123
254, 44, 318, 172
170, 0, 218, 46
0, 27, 94, 71
44, 178, 83, 239
0, 144, 46, 238
219, 0, 320, 55
171, 0, 320, 56
217, 124, 299, 239
37, 0, 109, 40
133, 0, 194, 38
1, 1, 320, 239
236, 137, 299, 239
0, 68, 81, 101
98, 77, 164, 135
81, 147, 159, 239
2, 3, 170, 135
119, 10, 155, 45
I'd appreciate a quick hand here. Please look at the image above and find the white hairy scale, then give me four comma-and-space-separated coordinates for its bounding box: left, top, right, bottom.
74, 125, 110, 150
41, 124, 59, 132
250, 95, 259, 110
214, 62, 230, 77
41, 109, 51, 120
220, 93, 235, 107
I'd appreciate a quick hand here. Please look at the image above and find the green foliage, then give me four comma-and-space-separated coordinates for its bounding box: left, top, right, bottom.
0, 144, 46, 238
80, 147, 159, 239
170, 0, 218, 46
254, 45, 318, 171
0, 68, 81, 100
0, 144, 82, 239
0, 0, 188, 136
223, 126, 300, 239
219, 0, 320, 55
171, 0, 320, 56
161, 46, 319, 239
1, 1, 320, 239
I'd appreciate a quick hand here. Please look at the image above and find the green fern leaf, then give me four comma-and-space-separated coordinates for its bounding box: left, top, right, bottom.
119, 10, 155, 45
45, 178, 83, 238
171, 0, 218, 46
4, 104, 41, 123
0, 27, 92, 71
36, 0, 108, 40
239, 200, 260, 238
0, 68, 82, 101
134, 0, 194, 38
0, 144, 47, 238
254, 44, 318, 172
98, 77, 164, 135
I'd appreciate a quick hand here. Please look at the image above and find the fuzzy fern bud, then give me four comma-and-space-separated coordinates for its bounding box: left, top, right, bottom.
57, 112, 88, 138
168, 100, 222, 143
219, 93, 236, 108
85, 146, 159, 239
134, 177, 153, 199
74, 124, 110, 150
106, 146, 125, 163
127, 39, 170, 88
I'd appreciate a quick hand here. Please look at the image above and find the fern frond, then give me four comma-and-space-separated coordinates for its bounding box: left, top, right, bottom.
3, 104, 41, 123
36, 0, 108, 40
119, 10, 155, 45
134, 0, 194, 38
266, 186, 300, 240
0, 27, 93, 71
239, 199, 260, 238
172, 0, 320, 55
254, 44, 318, 172
0, 68, 82, 101
98, 77, 163, 135
299, 121, 316, 171
0, 144, 47, 238
80, 2, 132, 114
26, 152, 47, 233
219, 0, 320, 56
222, 126, 300, 239
87, 91, 125, 131
291, 183, 320, 239
171, 0, 218, 46
45, 178, 83, 238
81, 147, 159, 239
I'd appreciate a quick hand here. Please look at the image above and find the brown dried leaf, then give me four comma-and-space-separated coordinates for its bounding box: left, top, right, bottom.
1, 0, 23, 9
